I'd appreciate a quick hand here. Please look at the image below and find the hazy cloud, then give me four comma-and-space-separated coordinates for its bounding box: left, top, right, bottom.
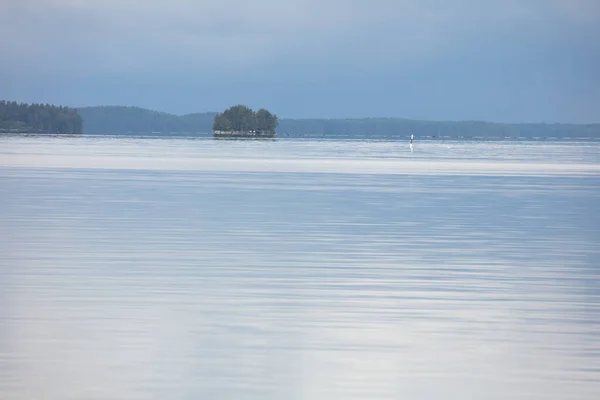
1, 0, 599, 121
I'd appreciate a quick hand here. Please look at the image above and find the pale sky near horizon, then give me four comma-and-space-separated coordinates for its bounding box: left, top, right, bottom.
1, 0, 599, 122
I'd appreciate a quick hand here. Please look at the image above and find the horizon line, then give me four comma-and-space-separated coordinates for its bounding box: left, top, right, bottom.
75, 104, 600, 126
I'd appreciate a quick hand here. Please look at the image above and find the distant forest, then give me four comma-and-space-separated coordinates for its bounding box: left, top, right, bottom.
0, 100, 82, 134
75, 105, 600, 138
78, 106, 216, 135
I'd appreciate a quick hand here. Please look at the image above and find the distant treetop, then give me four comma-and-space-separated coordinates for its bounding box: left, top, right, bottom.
213, 105, 278, 133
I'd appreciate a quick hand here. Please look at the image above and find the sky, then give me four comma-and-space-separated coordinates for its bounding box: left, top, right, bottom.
1, 0, 599, 122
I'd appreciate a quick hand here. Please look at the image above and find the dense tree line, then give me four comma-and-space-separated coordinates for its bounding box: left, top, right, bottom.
0, 100, 82, 134
78, 106, 600, 138
213, 105, 278, 133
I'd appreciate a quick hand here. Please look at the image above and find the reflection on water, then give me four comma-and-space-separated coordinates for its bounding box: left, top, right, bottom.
1, 137, 599, 399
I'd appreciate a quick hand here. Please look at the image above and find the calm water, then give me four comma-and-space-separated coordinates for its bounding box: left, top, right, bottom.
1, 136, 599, 399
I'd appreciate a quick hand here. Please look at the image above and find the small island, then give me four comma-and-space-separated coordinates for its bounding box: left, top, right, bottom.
213, 105, 278, 138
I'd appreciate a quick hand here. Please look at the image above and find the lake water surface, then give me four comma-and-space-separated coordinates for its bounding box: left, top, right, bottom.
1, 136, 599, 399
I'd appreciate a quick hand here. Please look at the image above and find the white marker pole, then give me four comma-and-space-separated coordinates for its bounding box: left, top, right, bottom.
410, 134, 414, 152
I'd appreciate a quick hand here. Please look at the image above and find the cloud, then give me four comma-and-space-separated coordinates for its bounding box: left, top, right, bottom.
9, 0, 592, 73
1, 0, 598, 121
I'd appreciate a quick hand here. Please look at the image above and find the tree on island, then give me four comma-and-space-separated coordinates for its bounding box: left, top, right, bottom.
255, 108, 278, 133
213, 105, 278, 133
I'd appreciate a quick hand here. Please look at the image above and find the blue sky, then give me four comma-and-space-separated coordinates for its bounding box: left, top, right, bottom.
1, 0, 599, 122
